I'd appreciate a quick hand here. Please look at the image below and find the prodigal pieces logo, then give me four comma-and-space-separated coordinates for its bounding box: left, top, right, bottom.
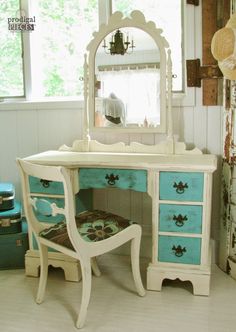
8, 9, 36, 32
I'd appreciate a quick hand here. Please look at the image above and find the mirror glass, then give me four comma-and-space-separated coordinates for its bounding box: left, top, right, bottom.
94, 28, 160, 128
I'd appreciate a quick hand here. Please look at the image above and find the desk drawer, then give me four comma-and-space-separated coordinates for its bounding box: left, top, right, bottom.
29, 176, 64, 195
79, 168, 147, 192
159, 204, 202, 234
159, 172, 204, 202
158, 235, 201, 265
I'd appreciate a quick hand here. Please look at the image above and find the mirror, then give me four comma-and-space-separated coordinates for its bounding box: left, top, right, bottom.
95, 28, 160, 128
85, 10, 172, 134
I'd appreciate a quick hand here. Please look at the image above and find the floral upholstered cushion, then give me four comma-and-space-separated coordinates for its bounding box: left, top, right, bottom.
39, 210, 135, 251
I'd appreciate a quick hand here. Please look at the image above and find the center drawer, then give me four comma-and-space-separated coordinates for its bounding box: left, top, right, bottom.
159, 204, 202, 234
79, 168, 147, 192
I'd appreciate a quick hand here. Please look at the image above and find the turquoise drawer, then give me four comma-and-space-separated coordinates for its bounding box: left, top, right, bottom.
79, 168, 147, 192
158, 235, 201, 265
159, 172, 204, 202
32, 197, 65, 223
159, 204, 202, 233
29, 176, 64, 195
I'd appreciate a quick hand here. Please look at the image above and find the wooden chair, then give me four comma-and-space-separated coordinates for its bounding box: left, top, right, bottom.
17, 159, 145, 329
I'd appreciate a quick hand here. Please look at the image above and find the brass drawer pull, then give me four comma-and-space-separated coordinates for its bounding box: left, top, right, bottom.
172, 245, 186, 257
172, 214, 188, 227
40, 179, 52, 188
105, 173, 119, 186
173, 181, 188, 194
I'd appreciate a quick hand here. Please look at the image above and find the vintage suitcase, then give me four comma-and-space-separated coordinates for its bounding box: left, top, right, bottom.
0, 183, 15, 211
0, 230, 29, 269
0, 201, 22, 235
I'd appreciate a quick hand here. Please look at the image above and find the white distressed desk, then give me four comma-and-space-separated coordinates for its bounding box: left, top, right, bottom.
23, 150, 217, 295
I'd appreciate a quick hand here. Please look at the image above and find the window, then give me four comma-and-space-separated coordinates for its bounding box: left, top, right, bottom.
0, 0, 24, 98
0, 0, 98, 100
0, 0, 184, 100
37, 0, 98, 97
112, 0, 183, 92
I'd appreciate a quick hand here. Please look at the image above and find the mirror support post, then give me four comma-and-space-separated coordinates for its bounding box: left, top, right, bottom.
167, 49, 173, 142
83, 54, 90, 151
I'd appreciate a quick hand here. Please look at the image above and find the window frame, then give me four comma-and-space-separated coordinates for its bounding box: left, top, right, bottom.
0, 0, 26, 100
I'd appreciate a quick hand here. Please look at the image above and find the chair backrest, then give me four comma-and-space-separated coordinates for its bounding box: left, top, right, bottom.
17, 159, 87, 255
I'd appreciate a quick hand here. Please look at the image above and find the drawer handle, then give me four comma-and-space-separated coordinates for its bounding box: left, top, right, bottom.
173, 214, 188, 227
105, 173, 119, 186
173, 181, 188, 194
40, 179, 52, 188
172, 245, 186, 257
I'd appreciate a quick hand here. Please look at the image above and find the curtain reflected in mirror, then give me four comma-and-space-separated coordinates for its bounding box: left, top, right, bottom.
94, 28, 161, 128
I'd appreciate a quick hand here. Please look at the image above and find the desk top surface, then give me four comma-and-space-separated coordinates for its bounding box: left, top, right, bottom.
24, 150, 217, 172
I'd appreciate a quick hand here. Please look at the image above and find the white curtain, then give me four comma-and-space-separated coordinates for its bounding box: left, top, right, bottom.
98, 68, 160, 125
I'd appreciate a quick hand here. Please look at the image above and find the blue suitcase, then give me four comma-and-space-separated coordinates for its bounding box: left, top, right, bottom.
0, 201, 22, 235
0, 183, 15, 211
0, 230, 29, 269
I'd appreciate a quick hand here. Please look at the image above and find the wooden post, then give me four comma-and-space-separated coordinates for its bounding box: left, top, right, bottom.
202, 0, 230, 105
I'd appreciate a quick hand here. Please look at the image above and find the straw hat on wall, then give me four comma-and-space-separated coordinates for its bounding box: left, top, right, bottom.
211, 13, 236, 80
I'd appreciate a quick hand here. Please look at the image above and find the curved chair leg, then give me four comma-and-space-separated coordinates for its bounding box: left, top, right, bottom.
91, 257, 101, 277
131, 234, 146, 297
76, 259, 92, 329
36, 242, 48, 304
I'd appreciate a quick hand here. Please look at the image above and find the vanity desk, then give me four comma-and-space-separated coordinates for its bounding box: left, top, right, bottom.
21, 10, 217, 296
23, 148, 217, 296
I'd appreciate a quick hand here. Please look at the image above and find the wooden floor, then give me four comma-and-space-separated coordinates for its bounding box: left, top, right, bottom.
0, 254, 236, 332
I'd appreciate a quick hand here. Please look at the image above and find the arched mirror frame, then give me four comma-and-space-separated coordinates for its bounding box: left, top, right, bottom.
84, 10, 172, 135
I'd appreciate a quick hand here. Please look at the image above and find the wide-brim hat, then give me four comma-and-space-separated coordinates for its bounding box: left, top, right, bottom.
211, 13, 236, 80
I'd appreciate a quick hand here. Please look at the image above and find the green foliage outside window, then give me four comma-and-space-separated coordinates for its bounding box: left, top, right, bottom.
0, 0, 24, 97
112, 0, 133, 16
39, 0, 98, 97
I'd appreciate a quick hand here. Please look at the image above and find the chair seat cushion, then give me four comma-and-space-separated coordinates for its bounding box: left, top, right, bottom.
39, 210, 135, 250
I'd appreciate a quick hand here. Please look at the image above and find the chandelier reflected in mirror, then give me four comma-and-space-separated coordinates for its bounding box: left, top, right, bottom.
102, 29, 135, 55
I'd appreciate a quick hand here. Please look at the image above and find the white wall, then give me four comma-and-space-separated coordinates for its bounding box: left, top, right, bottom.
0, 103, 84, 200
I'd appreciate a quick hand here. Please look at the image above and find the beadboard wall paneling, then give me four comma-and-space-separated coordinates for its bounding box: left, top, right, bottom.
16, 110, 38, 157
206, 106, 222, 155
0, 108, 84, 202
0, 111, 19, 191
193, 106, 208, 152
